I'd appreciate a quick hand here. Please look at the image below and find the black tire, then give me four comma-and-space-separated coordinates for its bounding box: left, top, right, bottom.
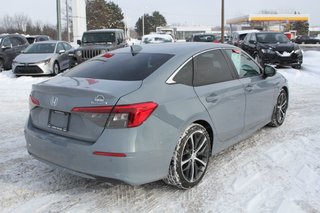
53, 62, 60, 75
0, 59, 4, 72
268, 89, 288, 127
163, 124, 211, 189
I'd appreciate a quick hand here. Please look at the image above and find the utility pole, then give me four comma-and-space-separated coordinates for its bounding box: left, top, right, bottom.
66, 0, 70, 42
142, 14, 145, 36
56, 0, 62, 40
221, 0, 225, 43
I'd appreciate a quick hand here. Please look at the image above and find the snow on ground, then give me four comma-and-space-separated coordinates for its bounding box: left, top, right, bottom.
1, 51, 320, 212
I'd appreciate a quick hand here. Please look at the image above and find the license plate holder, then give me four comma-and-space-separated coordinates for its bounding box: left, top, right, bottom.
282, 52, 291, 57
48, 110, 70, 132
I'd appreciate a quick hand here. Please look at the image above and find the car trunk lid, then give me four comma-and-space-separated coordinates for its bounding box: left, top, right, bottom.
30, 76, 142, 143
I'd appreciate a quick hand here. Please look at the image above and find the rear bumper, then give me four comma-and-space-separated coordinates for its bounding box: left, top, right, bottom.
24, 118, 173, 185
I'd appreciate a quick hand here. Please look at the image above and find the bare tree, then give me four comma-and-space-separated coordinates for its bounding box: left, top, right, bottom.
0, 13, 31, 33
13, 14, 31, 32
1, 15, 14, 31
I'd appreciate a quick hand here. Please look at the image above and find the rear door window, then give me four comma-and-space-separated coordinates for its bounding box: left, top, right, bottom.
64, 53, 174, 81
10, 37, 22, 47
193, 50, 234, 86
172, 60, 193, 86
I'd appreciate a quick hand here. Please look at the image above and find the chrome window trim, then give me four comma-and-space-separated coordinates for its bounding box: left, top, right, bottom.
166, 57, 192, 84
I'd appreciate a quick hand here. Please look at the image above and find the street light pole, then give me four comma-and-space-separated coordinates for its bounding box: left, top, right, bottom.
221, 0, 225, 43
66, 0, 70, 42
56, 0, 62, 40
142, 14, 145, 36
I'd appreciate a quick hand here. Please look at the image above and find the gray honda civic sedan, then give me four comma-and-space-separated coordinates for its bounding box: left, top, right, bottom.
25, 43, 288, 189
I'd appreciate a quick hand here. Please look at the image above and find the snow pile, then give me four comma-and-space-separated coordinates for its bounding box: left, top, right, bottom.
0, 51, 320, 212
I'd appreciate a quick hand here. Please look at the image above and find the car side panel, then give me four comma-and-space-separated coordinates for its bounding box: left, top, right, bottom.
193, 80, 245, 142
116, 81, 215, 174
240, 75, 276, 131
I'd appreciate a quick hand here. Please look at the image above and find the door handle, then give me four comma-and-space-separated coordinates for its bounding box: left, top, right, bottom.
245, 85, 254, 92
206, 95, 220, 103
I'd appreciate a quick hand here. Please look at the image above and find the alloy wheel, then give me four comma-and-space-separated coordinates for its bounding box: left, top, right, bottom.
53, 62, 60, 75
181, 130, 210, 183
275, 91, 288, 124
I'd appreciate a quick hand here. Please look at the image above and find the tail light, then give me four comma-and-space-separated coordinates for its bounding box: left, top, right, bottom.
71, 102, 158, 128
29, 95, 40, 109
213, 40, 220, 43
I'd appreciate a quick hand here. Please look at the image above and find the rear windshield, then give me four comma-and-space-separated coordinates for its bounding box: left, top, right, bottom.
194, 35, 216, 42
64, 53, 174, 81
82, 32, 116, 44
26, 37, 35, 44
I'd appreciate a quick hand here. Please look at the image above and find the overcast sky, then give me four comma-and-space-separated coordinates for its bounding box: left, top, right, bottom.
0, 0, 319, 28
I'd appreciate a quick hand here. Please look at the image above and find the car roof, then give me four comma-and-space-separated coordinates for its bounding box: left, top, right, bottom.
86, 29, 124, 33
234, 30, 260, 35
26, 35, 49, 38
113, 42, 235, 56
0, 34, 24, 38
32, 40, 66, 44
142, 34, 173, 39
254, 31, 284, 34
193, 33, 216, 36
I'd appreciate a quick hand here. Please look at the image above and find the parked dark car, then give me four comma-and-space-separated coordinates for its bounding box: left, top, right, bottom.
187, 33, 220, 43
241, 32, 303, 69
70, 29, 127, 67
26, 35, 51, 44
0, 34, 29, 71
228, 30, 259, 47
293, 35, 320, 44
25, 43, 288, 189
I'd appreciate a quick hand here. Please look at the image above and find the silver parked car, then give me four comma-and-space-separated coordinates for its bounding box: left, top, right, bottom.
25, 43, 288, 189
13, 40, 74, 76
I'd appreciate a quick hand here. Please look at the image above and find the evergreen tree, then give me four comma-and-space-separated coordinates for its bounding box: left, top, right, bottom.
151, 11, 166, 29
106, 2, 125, 29
291, 21, 309, 35
86, 0, 125, 30
135, 11, 167, 37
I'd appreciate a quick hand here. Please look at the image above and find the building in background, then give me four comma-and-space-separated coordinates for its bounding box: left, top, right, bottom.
156, 25, 221, 40
226, 14, 309, 33
72, 0, 87, 42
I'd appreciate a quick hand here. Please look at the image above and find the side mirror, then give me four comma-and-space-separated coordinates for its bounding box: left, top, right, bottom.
77, 40, 81, 45
264, 65, 276, 78
59, 49, 66, 54
249, 40, 256, 45
1, 44, 12, 50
